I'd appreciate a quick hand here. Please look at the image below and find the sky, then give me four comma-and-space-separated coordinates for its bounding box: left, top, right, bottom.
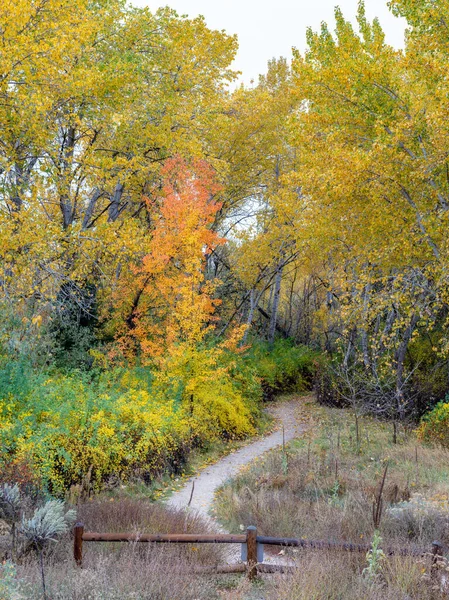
137, 0, 407, 84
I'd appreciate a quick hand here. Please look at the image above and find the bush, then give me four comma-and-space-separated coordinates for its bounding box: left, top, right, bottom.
314, 357, 348, 408
407, 335, 449, 416
418, 399, 449, 447
385, 493, 449, 545
0, 350, 259, 496
244, 339, 317, 400
316, 336, 449, 418
0, 337, 317, 496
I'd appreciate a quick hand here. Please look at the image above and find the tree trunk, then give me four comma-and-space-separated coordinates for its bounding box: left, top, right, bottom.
355, 412, 361, 453
10, 157, 38, 213
82, 189, 102, 229
395, 314, 419, 420
108, 182, 124, 222
59, 126, 76, 229
343, 327, 357, 368
268, 263, 283, 346
361, 283, 371, 369
242, 289, 257, 345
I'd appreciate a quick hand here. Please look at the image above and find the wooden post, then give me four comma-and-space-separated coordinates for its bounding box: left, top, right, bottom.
246, 526, 258, 580
74, 523, 84, 567
431, 540, 443, 575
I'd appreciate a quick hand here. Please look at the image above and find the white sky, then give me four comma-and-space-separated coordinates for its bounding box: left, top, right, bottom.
136, 0, 407, 83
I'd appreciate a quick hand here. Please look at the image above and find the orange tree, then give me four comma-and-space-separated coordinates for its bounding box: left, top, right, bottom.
108, 157, 256, 438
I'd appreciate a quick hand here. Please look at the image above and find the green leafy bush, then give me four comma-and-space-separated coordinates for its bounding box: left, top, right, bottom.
245, 339, 317, 400
0, 353, 259, 496
418, 399, 449, 447
0, 337, 317, 496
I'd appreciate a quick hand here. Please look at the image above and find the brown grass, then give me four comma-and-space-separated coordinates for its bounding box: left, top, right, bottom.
8, 496, 233, 599
264, 552, 446, 600
214, 399, 449, 599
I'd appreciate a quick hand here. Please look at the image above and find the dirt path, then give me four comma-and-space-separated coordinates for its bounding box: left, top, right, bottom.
166, 397, 308, 522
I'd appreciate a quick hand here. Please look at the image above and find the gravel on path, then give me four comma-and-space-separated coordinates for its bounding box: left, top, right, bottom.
166, 397, 308, 521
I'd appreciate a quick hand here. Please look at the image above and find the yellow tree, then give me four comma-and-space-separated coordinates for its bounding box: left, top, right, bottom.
282, 0, 449, 412
210, 58, 303, 343
0, 0, 238, 351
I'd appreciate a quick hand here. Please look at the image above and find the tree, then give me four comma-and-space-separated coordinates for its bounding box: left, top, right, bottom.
270, 1, 449, 413
0, 0, 238, 362
112, 156, 224, 360
210, 58, 303, 343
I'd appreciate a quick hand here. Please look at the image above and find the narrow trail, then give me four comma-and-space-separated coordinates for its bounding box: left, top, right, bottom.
166, 397, 308, 524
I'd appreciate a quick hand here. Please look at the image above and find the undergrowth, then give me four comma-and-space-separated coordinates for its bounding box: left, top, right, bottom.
0, 340, 315, 498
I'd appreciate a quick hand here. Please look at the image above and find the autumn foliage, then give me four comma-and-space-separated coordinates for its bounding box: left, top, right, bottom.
113, 157, 224, 360
2, 0, 449, 495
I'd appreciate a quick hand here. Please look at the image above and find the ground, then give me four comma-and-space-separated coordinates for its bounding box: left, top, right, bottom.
4, 394, 449, 599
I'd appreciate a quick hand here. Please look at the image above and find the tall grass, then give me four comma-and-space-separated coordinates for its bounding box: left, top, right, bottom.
214, 399, 449, 599
1, 497, 232, 599
267, 553, 441, 600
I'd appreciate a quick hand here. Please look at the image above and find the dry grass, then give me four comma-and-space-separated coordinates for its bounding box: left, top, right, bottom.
214, 398, 449, 599
264, 552, 447, 600
3, 497, 235, 599
16, 550, 225, 599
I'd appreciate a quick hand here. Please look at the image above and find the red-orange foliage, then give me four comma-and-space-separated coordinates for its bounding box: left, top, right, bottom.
113, 157, 224, 361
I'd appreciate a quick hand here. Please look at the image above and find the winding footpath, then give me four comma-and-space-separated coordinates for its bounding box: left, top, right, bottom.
166, 397, 308, 522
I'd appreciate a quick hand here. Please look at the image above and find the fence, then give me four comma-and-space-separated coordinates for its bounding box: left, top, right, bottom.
73, 523, 444, 580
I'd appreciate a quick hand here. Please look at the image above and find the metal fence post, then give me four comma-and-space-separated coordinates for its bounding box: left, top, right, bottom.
431, 540, 443, 578
257, 540, 264, 563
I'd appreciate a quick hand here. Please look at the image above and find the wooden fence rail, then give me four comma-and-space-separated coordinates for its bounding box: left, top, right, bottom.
256, 535, 443, 557
73, 523, 444, 580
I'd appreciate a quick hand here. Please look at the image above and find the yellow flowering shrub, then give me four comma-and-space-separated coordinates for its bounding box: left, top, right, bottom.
418, 400, 449, 448
0, 336, 315, 496
0, 354, 258, 496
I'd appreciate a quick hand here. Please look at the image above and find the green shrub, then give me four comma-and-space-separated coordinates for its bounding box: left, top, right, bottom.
244, 339, 317, 400
407, 335, 449, 416
418, 399, 449, 447
0, 336, 318, 496
0, 354, 258, 496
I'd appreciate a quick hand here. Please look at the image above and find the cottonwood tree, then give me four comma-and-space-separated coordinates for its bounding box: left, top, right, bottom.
273, 1, 449, 413
0, 0, 238, 354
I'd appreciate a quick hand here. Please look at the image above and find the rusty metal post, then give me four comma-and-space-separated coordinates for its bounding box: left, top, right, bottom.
257, 540, 264, 563
74, 523, 84, 567
246, 526, 258, 580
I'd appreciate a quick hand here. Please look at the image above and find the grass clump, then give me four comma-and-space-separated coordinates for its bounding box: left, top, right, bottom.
266, 552, 440, 600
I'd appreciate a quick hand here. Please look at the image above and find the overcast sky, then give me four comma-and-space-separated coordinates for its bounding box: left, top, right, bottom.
137, 1, 407, 84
